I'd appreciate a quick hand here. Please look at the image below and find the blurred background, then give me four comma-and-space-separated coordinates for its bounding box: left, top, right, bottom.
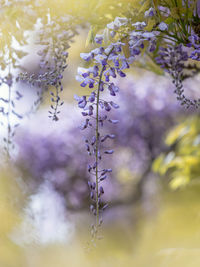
1, 0, 200, 266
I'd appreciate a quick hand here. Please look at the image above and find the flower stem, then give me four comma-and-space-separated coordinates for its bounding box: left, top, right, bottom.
6, 83, 11, 158
95, 66, 104, 227
6, 63, 12, 159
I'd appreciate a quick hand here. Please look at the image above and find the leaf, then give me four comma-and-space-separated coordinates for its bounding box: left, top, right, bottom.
165, 124, 189, 146
152, 154, 165, 173
153, 0, 159, 9
170, 175, 189, 189
122, 37, 131, 59
144, 19, 156, 31
145, 55, 164, 75
170, 7, 180, 19
85, 26, 96, 47
103, 27, 110, 44
139, 0, 150, 14
164, 17, 174, 25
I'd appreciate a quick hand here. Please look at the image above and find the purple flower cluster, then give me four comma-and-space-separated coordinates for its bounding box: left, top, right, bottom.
106, 17, 159, 57
155, 44, 200, 108
156, 44, 188, 74
14, 73, 195, 229
0, 73, 24, 157
144, 7, 155, 18
75, 39, 131, 240
112, 73, 192, 173
15, 107, 122, 213
188, 34, 200, 61
74, 18, 162, 241
19, 15, 77, 121
129, 28, 158, 55
15, 121, 90, 209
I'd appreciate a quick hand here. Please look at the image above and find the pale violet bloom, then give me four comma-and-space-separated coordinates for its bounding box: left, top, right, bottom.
94, 34, 103, 44
76, 68, 89, 82
103, 42, 124, 55
114, 17, 128, 27
77, 67, 89, 76
130, 31, 143, 37
76, 74, 95, 88
153, 31, 160, 36
142, 32, 157, 39
158, 22, 168, 31
129, 39, 144, 48
104, 46, 114, 54
91, 47, 104, 55
94, 54, 107, 65
76, 67, 97, 88
144, 7, 155, 17
132, 22, 146, 30
110, 31, 116, 38
76, 66, 98, 80
107, 21, 118, 31
80, 52, 93, 61
112, 41, 125, 46
75, 74, 85, 83
158, 6, 170, 17
107, 17, 128, 30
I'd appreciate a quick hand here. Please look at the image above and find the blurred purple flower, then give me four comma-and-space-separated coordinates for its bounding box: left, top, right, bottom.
14, 73, 195, 215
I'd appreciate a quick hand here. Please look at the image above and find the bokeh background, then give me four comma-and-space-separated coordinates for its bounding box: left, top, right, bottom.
1, 1, 200, 266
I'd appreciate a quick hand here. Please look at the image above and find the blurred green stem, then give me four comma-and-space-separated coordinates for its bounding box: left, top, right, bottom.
95, 67, 104, 227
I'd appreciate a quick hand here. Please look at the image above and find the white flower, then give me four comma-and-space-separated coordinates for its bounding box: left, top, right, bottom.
94, 54, 107, 64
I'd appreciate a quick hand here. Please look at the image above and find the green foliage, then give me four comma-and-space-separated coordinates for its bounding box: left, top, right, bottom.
153, 115, 200, 189
153, 0, 198, 44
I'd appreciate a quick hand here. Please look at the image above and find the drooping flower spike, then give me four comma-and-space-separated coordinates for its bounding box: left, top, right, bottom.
75, 18, 160, 244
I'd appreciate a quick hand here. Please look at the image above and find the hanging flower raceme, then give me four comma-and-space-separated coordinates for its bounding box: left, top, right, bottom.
75, 41, 131, 243
0, 73, 24, 157
19, 15, 77, 121
188, 34, 200, 61
156, 44, 200, 108
74, 16, 162, 244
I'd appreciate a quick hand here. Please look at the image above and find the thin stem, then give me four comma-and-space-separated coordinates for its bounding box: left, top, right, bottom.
7, 84, 11, 157
95, 66, 104, 226
6, 63, 11, 158
52, 86, 59, 121
94, 46, 115, 228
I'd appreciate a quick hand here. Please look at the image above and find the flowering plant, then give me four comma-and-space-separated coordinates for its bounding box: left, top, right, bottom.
1, 0, 200, 245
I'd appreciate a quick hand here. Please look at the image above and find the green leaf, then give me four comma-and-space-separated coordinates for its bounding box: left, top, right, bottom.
85, 26, 96, 47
